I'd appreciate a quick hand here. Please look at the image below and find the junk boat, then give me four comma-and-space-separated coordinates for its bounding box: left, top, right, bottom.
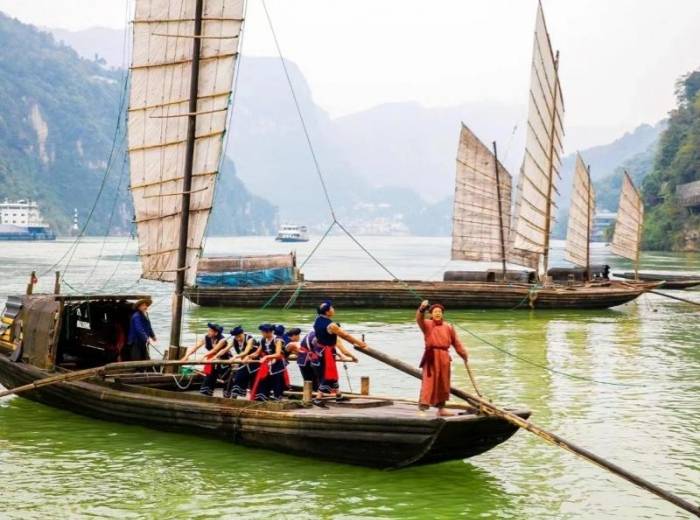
184, 4, 653, 310
275, 224, 309, 243
0, 294, 530, 468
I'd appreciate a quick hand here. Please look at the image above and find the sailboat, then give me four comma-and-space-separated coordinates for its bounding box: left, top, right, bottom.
0, 0, 530, 468
186, 1, 653, 310
609, 173, 699, 288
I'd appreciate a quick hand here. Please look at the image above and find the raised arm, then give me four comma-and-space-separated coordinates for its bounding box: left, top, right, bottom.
416, 300, 430, 333
207, 338, 229, 360
334, 338, 358, 362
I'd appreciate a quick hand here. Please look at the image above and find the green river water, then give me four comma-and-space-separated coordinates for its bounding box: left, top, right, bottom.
0, 236, 698, 519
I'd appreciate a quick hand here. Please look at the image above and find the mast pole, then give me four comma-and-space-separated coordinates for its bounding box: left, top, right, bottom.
586, 164, 592, 282
492, 141, 508, 281
634, 175, 642, 281
541, 50, 560, 282
170, 0, 204, 352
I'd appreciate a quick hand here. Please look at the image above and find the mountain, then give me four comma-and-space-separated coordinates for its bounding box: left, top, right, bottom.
551, 121, 666, 238
0, 14, 275, 236
641, 70, 700, 251
49, 26, 126, 69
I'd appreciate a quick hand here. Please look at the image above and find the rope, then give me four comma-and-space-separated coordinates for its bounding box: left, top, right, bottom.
261, 0, 336, 220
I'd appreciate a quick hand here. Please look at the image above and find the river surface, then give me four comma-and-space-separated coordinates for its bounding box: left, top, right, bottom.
0, 236, 699, 519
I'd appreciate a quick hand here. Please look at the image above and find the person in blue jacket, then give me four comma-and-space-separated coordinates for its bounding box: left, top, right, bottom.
127, 298, 157, 362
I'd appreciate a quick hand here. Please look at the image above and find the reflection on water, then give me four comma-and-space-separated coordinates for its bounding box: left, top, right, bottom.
0, 236, 698, 518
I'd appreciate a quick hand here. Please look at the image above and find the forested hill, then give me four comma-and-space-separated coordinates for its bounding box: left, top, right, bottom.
642, 70, 700, 251
0, 13, 275, 235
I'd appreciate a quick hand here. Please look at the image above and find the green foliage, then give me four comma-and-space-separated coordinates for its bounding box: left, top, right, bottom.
0, 12, 276, 236
642, 69, 700, 250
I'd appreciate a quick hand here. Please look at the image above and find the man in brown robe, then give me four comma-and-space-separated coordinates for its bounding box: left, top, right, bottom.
416, 300, 468, 416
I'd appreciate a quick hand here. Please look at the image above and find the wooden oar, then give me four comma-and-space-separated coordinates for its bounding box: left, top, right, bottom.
648, 289, 700, 307
354, 344, 700, 518
0, 359, 252, 399
463, 359, 483, 398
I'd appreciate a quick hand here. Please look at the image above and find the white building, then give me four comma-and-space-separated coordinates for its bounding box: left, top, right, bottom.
0, 200, 48, 227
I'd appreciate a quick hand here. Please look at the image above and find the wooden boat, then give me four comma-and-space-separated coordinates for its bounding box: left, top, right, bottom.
185, 279, 655, 309
613, 272, 700, 290
183, 4, 648, 311
0, 294, 530, 469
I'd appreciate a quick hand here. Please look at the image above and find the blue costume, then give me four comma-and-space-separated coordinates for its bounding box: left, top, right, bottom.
313, 314, 340, 394
253, 325, 289, 401
127, 310, 154, 361
224, 330, 256, 398
297, 330, 320, 391
200, 329, 228, 396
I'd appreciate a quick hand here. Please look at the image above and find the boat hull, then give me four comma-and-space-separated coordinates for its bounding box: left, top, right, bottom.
184, 280, 651, 310
0, 356, 528, 469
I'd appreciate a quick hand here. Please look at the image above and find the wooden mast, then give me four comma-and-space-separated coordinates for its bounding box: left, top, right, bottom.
541, 50, 560, 281
170, 0, 204, 351
633, 171, 642, 281
492, 141, 508, 280
586, 164, 592, 282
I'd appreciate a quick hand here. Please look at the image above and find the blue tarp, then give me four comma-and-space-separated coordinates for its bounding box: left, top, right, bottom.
196, 267, 295, 287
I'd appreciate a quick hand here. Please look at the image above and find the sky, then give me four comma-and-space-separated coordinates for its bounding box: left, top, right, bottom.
0, 0, 698, 150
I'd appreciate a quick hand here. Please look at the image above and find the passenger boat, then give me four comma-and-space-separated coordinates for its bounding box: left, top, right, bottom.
275, 224, 309, 243
184, 3, 651, 310
0, 294, 529, 468
613, 272, 700, 290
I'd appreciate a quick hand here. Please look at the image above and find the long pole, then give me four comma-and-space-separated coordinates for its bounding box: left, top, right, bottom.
586, 165, 592, 282
354, 344, 700, 518
170, 0, 204, 351
541, 51, 560, 281
492, 141, 507, 281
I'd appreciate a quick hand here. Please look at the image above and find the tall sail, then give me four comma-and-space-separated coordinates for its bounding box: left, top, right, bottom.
611, 172, 644, 262
564, 154, 595, 268
451, 124, 512, 263
128, 0, 245, 284
510, 1, 565, 272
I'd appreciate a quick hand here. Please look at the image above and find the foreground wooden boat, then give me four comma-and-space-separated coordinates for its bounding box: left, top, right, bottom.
613, 272, 700, 290
185, 279, 655, 309
0, 294, 529, 469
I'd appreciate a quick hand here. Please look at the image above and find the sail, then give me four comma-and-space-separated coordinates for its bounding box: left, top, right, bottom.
451, 124, 512, 262
510, 1, 564, 261
611, 172, 644, 261
128, 0, 245, 283
564, 154, 595, 267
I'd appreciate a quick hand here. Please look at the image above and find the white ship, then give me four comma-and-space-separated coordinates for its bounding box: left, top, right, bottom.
0, 200, 55, 240
275, 224, 309, 243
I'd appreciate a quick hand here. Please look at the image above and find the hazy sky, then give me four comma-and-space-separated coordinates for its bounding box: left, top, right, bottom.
0, 0, 698, 150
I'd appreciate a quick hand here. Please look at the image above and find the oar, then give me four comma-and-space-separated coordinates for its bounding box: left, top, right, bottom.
463, 359, 483, 398
648, 289, 700, 307
0, 359, 253, 399
354, 344, 700, 518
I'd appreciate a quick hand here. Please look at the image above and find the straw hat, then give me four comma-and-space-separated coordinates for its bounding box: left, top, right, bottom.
134, 298, 153, 309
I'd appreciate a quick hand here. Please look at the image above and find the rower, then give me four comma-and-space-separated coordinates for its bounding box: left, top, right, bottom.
126, 298, 157, 363
287, 329, 320, 392
219, 325, 255, 398
181, 323, 228, 397
415, 300, 468, 416
313, 300, 364, 404
250, 323, 288, 401
225, 326, 259, 399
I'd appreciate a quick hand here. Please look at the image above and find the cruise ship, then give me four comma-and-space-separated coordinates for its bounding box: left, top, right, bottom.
275, 224, 309, 242
0, 200, 55, 240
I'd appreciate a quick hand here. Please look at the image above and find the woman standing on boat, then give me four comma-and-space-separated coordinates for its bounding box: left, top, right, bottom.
221, 326, 256, 398
416, 301, 468, 416
313, 301, 365, 403
127, 298, 157, 362
181, 323, 228, 396
250, 324, 288, 401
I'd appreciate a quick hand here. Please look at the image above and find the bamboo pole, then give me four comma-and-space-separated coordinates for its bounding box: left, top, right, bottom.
492, 141, 508, 281
648, 290, 700, 307
354, 344, 700, 518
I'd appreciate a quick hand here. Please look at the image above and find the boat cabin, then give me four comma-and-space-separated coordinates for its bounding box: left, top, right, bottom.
1, 294, 148, 370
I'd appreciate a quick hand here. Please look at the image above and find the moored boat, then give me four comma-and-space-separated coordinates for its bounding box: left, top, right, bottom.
613, 272, 700, 290
275, 224, 309, 243
0, 294, 529, 468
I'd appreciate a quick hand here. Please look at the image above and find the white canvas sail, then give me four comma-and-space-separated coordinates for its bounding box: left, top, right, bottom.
128, 0, 245, 284
510, 1, 564, 267
611, 172, 644, 262
451, 124, 512, 263
564, 154, 595, 268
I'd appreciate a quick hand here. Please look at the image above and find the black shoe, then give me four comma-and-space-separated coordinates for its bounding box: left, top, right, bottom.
335, 395, 350, 402
312, 398, 328, 408
223, 392, 231, 399
199, 388, 213, 397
